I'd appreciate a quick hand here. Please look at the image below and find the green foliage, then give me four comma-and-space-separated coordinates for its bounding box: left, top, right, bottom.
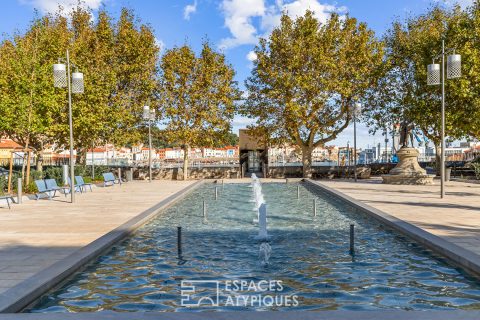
471, 163, 480, 180
242, 11, 384, 178
0, 7, 159, 163
0, 176, 7, 195
29, 169, 43, 181
159, 42, 240, 179
43, 166, 63, 185
218, 132, 239, 147
0, 12, 69, 154
363, 4, 480, 149
79, 165, 110, 181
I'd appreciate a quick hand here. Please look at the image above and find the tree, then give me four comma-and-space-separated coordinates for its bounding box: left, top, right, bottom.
50, 7, 159, 163
242, 11, 384, 177
362, 5, 476, 169
159, 42, 240, 179
458, 1, 480, 139
0, 6, 159, 169
222, 132, 239, 147
0, 12, 71, 180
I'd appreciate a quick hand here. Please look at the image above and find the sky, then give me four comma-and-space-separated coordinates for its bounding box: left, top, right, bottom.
0, 0, 473, 149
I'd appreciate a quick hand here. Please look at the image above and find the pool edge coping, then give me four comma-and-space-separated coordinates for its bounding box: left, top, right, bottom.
0, 180, 205, 313
0, 310, 480, 320
305, 179, 480, 277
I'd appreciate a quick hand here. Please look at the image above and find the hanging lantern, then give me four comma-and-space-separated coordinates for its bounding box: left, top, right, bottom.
143, 106, 150, 120
447, 54, 461, 79
354, 102, 362, 116
53, 63, 67, 88
427, 63, 440, 86
71, 72, 84, 94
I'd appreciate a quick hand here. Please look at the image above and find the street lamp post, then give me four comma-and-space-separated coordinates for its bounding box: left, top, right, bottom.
352, 102, 362, 182
143, 106, 156, 182
346, 141, 350, 178
427, 39, 461, 198
53, 49, 84, 203
384, 127, 389, 164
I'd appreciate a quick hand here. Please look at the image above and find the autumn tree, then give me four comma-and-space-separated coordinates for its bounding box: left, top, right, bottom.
159, 43, 240, 180
242, 11, 384, 177
457, 2, 480, 139
0, 12, 70, 178
0, 6, 159, 167
362, 5, 476, 168
50, 7, 159, 163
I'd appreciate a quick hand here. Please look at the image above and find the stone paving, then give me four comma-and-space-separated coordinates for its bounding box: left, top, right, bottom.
0, 180, 194, 294
320, 178, 480, 256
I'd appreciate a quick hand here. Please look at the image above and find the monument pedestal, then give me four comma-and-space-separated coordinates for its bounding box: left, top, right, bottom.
382, 147, 434, 185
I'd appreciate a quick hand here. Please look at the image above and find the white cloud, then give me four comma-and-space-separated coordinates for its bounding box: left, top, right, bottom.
246, 50, 257, 62
263, 0, 347, 33
232, 116, 256, 128
183, 0, 197, 20
436, 0, 473, 8
20, 0, 103, 14
155, 38, 165, 53
220, 0, 347, 51
283, 0, 346, 23
219, 0, 266, 49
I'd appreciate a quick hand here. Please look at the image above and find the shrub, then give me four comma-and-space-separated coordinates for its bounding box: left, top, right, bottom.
0, 176, 7, 195
82, 165, 110, 182
44, 167, 64, 185
471, 163, 480, 180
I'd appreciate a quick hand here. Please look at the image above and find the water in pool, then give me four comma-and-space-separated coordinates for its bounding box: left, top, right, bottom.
29, 181, 480, 312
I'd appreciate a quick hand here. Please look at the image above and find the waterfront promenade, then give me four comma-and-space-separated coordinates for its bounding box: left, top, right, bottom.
0, 180, 195, 294
321, 178, 480, 256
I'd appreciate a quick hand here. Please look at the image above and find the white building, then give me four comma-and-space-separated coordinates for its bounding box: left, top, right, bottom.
165, 148, 184, 159
312, 147, 330, 161
86, 145, 117, 165
141, 148, 159, 161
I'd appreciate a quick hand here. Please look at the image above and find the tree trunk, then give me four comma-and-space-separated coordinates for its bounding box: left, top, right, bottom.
78, 148, 87, 165
434, 143, 441, 176
301, 146, 313, 178
183, 145, 189, 180
21, 136, 30, 185
36, 153, 43, 172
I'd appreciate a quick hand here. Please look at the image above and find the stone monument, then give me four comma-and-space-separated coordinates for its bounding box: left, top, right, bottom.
382, 121, 434, 185
382, 147, 434, 185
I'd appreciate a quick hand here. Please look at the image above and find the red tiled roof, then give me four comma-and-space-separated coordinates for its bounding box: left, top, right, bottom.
0, 139, 23, 149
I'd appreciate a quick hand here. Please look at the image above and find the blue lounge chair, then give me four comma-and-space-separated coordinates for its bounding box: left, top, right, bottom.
0, 195, 14, 209
103, 172, 121, 187
35, 180, 54, 200
75, 176, 93, 192
45, 179, 69, 197
67, 177, 83, 193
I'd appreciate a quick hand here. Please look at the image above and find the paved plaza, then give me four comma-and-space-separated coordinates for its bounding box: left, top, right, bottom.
0, 180, 195, 294
320, 178, 480, 257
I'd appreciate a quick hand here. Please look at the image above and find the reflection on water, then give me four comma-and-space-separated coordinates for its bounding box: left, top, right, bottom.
28, 183, 480, 312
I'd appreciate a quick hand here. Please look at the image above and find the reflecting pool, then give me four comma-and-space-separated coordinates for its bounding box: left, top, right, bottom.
29, 182, 480, 312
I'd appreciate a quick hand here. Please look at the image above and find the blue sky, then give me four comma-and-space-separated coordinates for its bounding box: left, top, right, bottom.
0, 0, 471, 148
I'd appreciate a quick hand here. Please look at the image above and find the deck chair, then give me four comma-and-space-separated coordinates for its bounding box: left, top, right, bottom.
75, 176, 93, 192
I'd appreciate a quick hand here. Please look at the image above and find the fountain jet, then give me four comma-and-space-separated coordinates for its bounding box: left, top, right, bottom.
255, 203, 269, 241
259, 242, 272, 267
